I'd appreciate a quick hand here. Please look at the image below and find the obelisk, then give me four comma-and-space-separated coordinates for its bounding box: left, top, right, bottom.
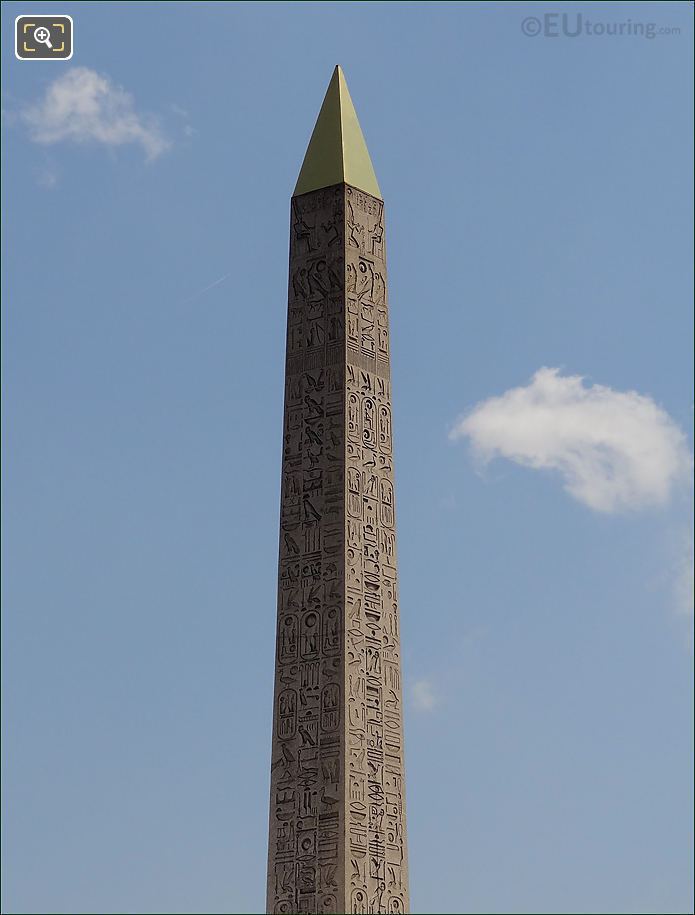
267, 66, 409, 915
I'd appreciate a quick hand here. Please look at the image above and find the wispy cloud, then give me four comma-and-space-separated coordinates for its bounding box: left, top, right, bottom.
450, 367, 692, 514
22, 67, 169, 161
36, 165, 59, 189
412, 678, 437, 712
674, 531, 694, 617
170, 102, 196, 139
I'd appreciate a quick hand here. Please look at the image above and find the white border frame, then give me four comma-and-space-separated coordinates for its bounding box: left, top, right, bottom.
15, 14, 74, 61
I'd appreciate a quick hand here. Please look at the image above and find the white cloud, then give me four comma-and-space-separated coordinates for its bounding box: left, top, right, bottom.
170, 102, 196, 138
412, 678, 437, 712
22, 67, 169, 161
169, 103, 189, 119
450, 367, 692, 514
36, 165, 58, 189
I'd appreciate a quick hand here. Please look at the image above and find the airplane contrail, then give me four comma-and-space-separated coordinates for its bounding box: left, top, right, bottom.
182, 271, 232, 304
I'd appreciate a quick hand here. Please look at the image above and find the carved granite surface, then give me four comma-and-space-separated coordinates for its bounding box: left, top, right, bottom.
267, 184, 408, 915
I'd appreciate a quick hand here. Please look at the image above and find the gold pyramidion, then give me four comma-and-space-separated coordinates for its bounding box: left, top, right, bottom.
293, 66, 382, 199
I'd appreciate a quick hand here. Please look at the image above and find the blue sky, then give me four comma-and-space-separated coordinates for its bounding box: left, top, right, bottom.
2, 2, 693, 913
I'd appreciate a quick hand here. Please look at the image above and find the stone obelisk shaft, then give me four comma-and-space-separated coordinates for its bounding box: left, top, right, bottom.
267, 68, 408, 915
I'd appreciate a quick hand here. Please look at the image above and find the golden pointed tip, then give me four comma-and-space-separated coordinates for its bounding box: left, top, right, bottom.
293, 64, 382, 199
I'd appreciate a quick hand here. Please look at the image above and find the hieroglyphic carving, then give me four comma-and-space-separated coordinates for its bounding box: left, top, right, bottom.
269, 186, 346, 915
268, 184, 408, 914
343, 186, 407, 914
